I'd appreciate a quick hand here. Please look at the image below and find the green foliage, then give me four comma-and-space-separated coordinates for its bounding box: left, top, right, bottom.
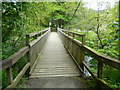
103, 66, 120, 88
2, 1, 119, 88
2, 70, 8, 88
85, 76, 97, 88
2, 2, 81, 88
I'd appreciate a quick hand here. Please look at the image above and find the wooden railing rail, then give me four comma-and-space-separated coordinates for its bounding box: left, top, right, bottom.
58, 28, 120, 88
27, 29, 48, 38
1, 28, 50, 89
26, 28, 50, 74
1, 46, 29, 87
58, 28, 85, 45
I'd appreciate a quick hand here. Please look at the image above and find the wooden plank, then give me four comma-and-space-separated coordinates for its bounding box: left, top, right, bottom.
29, 30, 50, 69
33, 69, 79, 73
35, 64, 77, 68
32, 72, 80, 76
30, 32, 80, 78
30, 53, 42, 75
83, 45, 120, 70
6, 63, 30, 88
29, 30, 50, 47
64, 45, 83, 73
34, 67, 78, 71
40, 54, 71, 59
30, 73, 80, 78
37, 61, 74, 63
2, 46, 29, 70
35, 65, 76, 69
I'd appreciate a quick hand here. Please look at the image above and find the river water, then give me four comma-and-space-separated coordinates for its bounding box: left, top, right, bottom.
84, 56, 93, 76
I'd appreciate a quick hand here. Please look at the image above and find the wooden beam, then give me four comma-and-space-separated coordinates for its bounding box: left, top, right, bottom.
29, 30, 50, 47
28, 29, 49, 38
6, 63, 30, 88
82, 61, 112, 89
59, 28, 85, 36
83, 61, 97, 78
2, 46, 29, 70
82, 35, 85, 45
83, 45, 120, 71
26, 35, 30, 46
6, 67, 13, 84
79, 46, 84, 72
97, 61, 103, 78
64, 45, 83, 73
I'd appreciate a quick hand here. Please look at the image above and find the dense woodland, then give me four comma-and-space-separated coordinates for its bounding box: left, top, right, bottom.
2, 1, 120, 88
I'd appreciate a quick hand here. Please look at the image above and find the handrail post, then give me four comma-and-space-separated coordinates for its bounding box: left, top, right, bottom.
6, 67, 13, 84
26, 35, 30, 46
26, 34, 30, 62
26, 34, 30, 76
82, 35, 85, 45
97, 61, 103, 78
80, 35, 85, 74
72, 33, 75, 39
68, 31, 70, 36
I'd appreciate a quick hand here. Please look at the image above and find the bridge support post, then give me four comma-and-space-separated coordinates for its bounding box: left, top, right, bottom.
80, 46, 84, 74
26, 34, 30, 77
6, 67, 13, 84
97, 61, 103, 78
72, 33, 75, 39
80, 35, 85, 74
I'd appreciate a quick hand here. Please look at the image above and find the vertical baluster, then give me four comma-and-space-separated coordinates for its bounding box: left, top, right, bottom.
26, 34, 30, 76
6, 67, 13, 84
82, 35, 85, 45
72, 34, 75, 55
26, 35, 30, 62
80, 46, 84, 73
67, 32, 70, 49
72, 33, 75, 39
97, 61, 103, 78
26, 35, 30, 46
80, 35, 85, 74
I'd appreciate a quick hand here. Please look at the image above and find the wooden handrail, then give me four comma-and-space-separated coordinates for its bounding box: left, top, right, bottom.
58, 28, 120, 70
2, 46, 29, 70
83, 45, 120, 70
29, 30, 49, 47
58, 28, 120, 88
27, 28, 49, 38
59, 28, 85, 36
2, 28, 50, 89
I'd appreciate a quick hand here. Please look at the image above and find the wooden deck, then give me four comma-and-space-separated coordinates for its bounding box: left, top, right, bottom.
30, 32, 80, 78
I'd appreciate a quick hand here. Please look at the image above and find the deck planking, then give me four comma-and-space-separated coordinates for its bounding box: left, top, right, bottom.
30, 32, 80, 78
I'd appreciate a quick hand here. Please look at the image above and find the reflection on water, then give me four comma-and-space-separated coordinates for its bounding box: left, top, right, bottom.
84, 56, 93, 76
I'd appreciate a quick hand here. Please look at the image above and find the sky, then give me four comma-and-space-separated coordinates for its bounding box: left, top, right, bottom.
83, 0, 118, 10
